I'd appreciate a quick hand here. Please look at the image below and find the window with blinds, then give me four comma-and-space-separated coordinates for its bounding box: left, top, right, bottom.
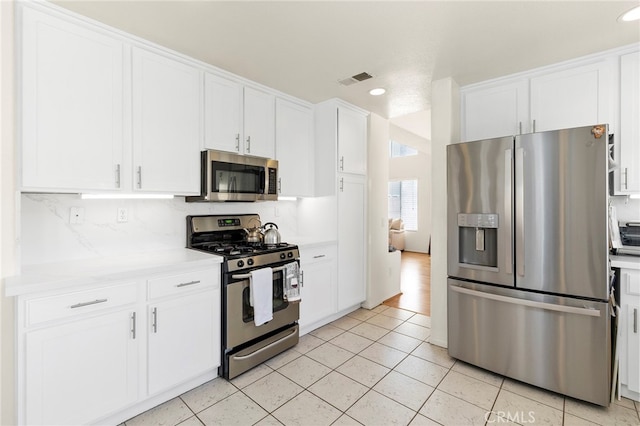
389, 140, 418, 158
388, 180, 418, 231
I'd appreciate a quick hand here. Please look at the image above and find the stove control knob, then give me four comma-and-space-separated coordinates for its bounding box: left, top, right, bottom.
287, 252, 293, 258
247, 259, 254, 266
237, 260, 244, 268
280, 253, 286, 260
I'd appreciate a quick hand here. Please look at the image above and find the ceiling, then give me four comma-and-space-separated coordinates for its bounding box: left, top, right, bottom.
53, 1, 640, 119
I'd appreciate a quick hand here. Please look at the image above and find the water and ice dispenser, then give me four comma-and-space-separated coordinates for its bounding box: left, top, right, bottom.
457, 213, 499, 268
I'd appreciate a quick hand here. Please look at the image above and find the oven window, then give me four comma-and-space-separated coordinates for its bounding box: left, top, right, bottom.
242, 270, 288, 323
211, 161, 264, 194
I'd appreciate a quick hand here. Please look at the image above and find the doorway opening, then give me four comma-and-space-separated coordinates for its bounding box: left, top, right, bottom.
383, 251, 431, 316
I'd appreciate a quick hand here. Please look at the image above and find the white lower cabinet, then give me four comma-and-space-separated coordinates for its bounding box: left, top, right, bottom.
147, 270, 220, 395
299, 244, 337, 329
23, 284, 139, 425
620, 268, 640, 401
18, 265, 221, 425
337, 174, 367, 311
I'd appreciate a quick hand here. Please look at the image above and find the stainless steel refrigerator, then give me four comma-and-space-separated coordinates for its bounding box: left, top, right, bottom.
447, 124, 611, 406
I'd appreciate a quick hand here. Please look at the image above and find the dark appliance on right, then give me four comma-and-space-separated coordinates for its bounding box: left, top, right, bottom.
447, 125, 612, 406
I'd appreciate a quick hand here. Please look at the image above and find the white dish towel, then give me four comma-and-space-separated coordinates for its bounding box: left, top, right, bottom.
250, 267, 273, 326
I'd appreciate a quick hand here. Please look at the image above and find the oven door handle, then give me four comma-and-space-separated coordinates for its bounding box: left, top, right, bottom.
232, 265, 287, 280
231, 326, 298, 361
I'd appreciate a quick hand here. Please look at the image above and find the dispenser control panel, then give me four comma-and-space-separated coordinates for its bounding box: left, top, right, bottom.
457, 213, 498, 228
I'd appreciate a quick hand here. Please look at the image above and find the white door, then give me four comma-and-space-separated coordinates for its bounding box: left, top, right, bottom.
25, 310, 138, 425
132, 47, 201, 194
337, 174, 366, 310
147, 290, 219, 395
338, 107, 367, 175
275, 99, 314, 197
619, 52, 640, 193
461, 80, 529, 141
244, 87, 275, 158
530, 61, 612, 133
20, 6, 124, 192
204, 73, 244, 153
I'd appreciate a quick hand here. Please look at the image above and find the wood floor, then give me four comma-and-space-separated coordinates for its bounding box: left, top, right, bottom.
383, 251, 431, 316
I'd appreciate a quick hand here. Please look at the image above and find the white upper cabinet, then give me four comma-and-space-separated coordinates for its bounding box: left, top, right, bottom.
204, 73, 243, 154
20, 7, 124, 192
132, 47, 202, 194
461, 80, 529, 142
619, 51, 640, 193
338, 107, 367, 175
244, 87, 276, 158
275, 98, 314, 197
530, 60, 613, 133
204, 75, 276, 159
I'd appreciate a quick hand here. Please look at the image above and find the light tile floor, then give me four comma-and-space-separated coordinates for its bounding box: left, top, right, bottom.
125, 305, 640, 426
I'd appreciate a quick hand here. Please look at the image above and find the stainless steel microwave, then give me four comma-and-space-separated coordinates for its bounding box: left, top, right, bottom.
186, 150, 278, 202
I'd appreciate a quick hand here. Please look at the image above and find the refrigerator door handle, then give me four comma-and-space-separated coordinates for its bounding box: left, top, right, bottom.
450, 285, 601, 317
515, 147, 525, 278
504, 149, 513, 275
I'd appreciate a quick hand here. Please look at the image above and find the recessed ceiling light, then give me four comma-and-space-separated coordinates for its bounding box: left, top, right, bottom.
618, 5, 640, 22
369, 88, 386, 96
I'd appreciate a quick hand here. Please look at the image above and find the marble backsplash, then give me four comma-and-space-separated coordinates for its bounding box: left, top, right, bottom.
20, 194, 299, 266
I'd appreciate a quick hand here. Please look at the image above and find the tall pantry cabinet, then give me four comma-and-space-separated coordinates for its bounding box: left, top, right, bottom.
314, 100, 368, 311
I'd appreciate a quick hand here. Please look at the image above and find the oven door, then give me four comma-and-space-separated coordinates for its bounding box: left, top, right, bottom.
225, 266, 299, 349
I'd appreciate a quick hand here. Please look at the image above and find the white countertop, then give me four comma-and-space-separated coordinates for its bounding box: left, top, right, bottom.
4, 248, 223, 297
611, 254, 640, 270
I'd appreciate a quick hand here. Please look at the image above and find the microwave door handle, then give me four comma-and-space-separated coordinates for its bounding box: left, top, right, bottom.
260, 170, 266, 193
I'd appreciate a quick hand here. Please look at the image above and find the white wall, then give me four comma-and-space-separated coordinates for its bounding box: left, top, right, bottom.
388, 124, 431, 253
0, 1, 17, 423
20, 195, 298, 265
429, 78, 459, 348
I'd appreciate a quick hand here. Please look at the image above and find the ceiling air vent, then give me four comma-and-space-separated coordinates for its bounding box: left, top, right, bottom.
338, 72, 373, 86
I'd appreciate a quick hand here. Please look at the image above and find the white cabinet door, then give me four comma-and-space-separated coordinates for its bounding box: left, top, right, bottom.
338, 107, 367, 175
619, 52, 640, 193
530, 61, 612, 133
621, 269, 640, 398
276, 99, 314, 197
299, 245, 337, 327
25, 310, 138, 425
461, 80, 529, 141
204, 73, 243, 153
132, 47, 201, 194
244, 87, 276, 158
337, 174, 366, 311
147, 289, 220, 395
20, 6, 124, 192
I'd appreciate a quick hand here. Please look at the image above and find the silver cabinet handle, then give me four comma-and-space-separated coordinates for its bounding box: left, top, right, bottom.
634, 308, 638, 334
70, 298, 108, 309
313, 254, 326, 259
624, 167, 629, 190
236, 133, 240, 152
176, 280, 200, 288
300, 270, 304, 287
518, 122, 522, 135
450, 285, 601, 317
278, 178, 282, 194
152, 307, 158, 333
137, 166, 142, 189
339, 156, 344, 171
339, 177, 344, 192
532, 119, 536, 133
131, 312, 137, 339
246, 136, 251, 153
504, 149, 513, 275
115, 164, 121, 188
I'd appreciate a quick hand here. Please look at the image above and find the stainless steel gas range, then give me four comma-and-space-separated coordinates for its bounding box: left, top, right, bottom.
186, 214, 300, 380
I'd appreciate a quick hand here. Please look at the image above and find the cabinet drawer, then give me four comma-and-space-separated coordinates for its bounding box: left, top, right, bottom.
148, 268, 219, 300
26, 283, 137, 326
300, 245, 336, 266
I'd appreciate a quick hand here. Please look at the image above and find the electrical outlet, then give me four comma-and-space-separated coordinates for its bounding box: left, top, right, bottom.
117, 207, 128, 223
69, 207, 85, 224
